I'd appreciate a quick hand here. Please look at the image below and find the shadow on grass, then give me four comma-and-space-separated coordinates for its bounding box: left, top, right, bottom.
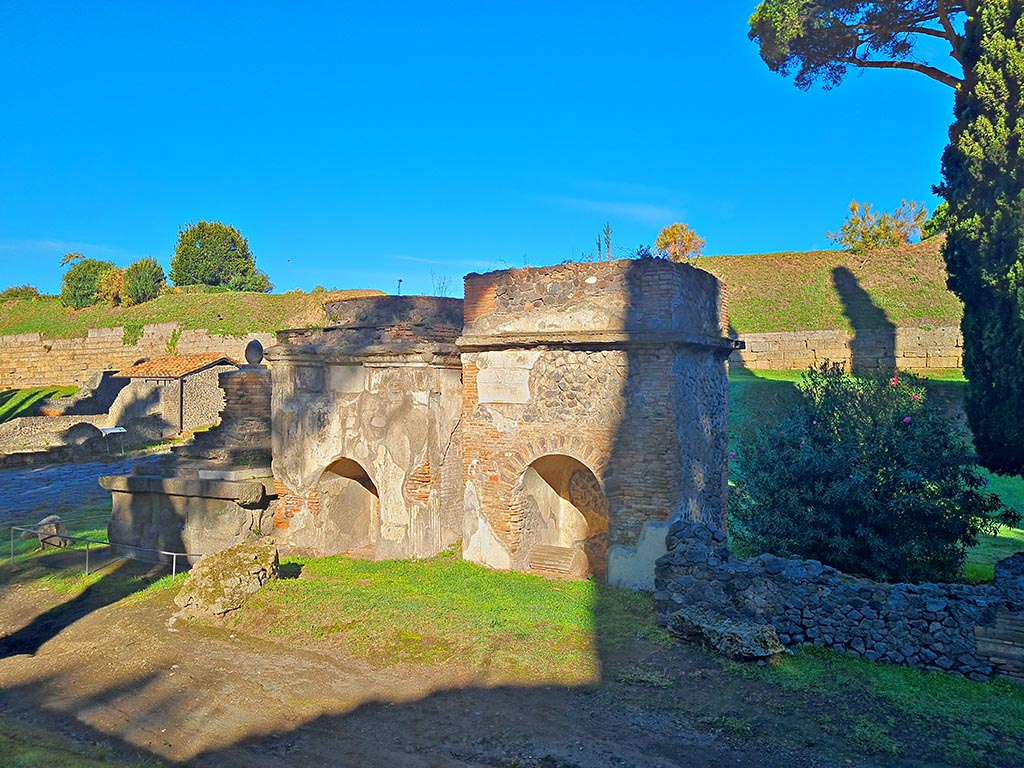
0, 555, 170, 658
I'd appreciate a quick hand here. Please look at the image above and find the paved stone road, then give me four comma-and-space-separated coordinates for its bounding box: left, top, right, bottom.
0, 454, 164, 523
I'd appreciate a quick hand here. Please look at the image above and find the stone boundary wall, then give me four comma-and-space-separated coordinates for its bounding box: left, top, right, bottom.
732, 326, 962, 371
0, 324, 276, 389
655, 521, 1024, 682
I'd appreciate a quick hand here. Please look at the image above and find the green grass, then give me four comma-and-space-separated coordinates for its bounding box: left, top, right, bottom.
235, 550, 669, 684
0, 386, 79, 423
0, 721, 161, 768
741, 646, 1024, 766
5, 500, 111, 553
702, 238, 962, 334
0, 288, 383, 340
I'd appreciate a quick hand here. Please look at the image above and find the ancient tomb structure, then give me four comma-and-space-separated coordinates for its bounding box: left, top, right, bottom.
101, 258, 736, 587
458, 258, 736, 586
266, 297, 465, 560
102, 355, 276, 562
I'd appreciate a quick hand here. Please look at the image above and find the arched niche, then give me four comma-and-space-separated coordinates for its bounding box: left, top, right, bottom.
517, 454, 608, 580
315, 457, 380, 556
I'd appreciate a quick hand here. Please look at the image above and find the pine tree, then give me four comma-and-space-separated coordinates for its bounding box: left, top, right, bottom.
939, 0, 1024, 474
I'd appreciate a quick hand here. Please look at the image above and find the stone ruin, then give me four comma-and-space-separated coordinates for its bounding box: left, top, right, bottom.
103, 257, 737, 587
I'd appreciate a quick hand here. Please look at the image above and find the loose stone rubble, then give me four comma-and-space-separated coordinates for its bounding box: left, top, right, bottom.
173, 538, 280, 619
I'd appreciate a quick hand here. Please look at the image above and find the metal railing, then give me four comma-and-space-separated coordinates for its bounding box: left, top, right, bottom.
8, 524, 203, 576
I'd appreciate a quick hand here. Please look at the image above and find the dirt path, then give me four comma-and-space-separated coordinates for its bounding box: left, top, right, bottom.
0, 560, 943, 768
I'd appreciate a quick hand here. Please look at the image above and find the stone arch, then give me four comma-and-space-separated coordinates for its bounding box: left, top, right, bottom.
505, 435, 609, 487
513, 453, 609, 580
314, 456, 380, 556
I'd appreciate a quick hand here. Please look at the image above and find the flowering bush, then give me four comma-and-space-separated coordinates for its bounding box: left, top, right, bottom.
729, 363, 1019, 583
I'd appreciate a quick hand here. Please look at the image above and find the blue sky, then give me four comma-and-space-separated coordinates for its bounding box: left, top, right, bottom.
0, 1, 957, 297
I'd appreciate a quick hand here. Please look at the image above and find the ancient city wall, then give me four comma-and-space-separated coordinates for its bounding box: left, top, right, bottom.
656, 521, 1024, 683
0, 324, 275, 388
731, 326, 962, 371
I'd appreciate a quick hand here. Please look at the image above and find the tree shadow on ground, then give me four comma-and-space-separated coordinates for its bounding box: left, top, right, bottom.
0, 556, 170, 658
832, 266, 896, 373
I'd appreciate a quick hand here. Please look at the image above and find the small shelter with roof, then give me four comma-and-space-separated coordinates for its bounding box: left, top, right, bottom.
116, 352, 239, 435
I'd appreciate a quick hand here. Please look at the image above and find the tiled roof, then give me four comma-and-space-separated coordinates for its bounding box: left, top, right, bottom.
117, 353, 239, 380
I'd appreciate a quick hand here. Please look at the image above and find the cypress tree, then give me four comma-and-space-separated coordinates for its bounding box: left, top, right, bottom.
940, 0, 1024, 475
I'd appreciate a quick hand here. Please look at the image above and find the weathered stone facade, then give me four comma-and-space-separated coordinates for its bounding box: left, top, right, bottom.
731, 326, 963, 371
102, 363, 277, 561
0, 324, 274, 389
266, 297, 465, 560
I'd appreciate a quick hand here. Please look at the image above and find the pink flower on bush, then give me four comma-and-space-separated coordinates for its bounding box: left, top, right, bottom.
904, 416, 912, 423
911, 394, 921, 401
729, 451, 736, 458
891, 375, 900, 387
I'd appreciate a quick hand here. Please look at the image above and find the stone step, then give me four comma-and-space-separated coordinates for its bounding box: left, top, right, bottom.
527, 545, 588, 580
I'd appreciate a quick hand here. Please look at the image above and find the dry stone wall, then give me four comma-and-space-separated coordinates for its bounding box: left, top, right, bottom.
0, 324, 275, 388
656, 521, 1024, 682
732, 326, 962, 371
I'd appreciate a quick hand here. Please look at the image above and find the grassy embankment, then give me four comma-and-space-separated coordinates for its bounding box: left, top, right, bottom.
701, 237, 961, 333
0, 287, 383, 339
0, 238, 954, 339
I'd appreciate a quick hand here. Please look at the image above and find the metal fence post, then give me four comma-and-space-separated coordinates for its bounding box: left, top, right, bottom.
85, 540, 90, 575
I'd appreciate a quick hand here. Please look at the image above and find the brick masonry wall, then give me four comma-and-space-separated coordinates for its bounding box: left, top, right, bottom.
461, 258, 734, 577
0, 324, 276, 389
732, 326, 963, 371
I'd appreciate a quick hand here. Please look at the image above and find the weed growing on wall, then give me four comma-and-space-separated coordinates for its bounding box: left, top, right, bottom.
729, 363, 1019, 583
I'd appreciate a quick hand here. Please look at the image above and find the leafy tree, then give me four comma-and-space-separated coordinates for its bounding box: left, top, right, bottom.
748, 1, 969, 90
655, 222, 706, 260
60, 258, 116, 309
730, 363, 1017, 583
828, 199, 927, 254
96, 267, 125, 307
922, 201, 950, 238
123, 258, 166, 305
939, 0, 1024, 475
170, 220, 272, 292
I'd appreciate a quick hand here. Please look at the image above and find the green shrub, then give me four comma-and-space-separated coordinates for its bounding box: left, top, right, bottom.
123, 258, 166, 305
96, 267, 125, 306
729, 363, 1019, 583
828, 200, 927, 255
122, 319, 144, 346
0, 285, 41, 300
170, 220, 272, 292
60, 259, 116, 309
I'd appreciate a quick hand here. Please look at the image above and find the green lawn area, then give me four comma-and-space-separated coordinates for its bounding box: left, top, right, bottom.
736, 646, 1024, 767
0, 386, 78, 423
702, 238, 962, 334
235, 549, 610, 684
5, 545, 1022, 767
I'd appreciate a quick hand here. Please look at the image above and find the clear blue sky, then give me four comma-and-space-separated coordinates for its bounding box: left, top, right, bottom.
0, 1, 957, 297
